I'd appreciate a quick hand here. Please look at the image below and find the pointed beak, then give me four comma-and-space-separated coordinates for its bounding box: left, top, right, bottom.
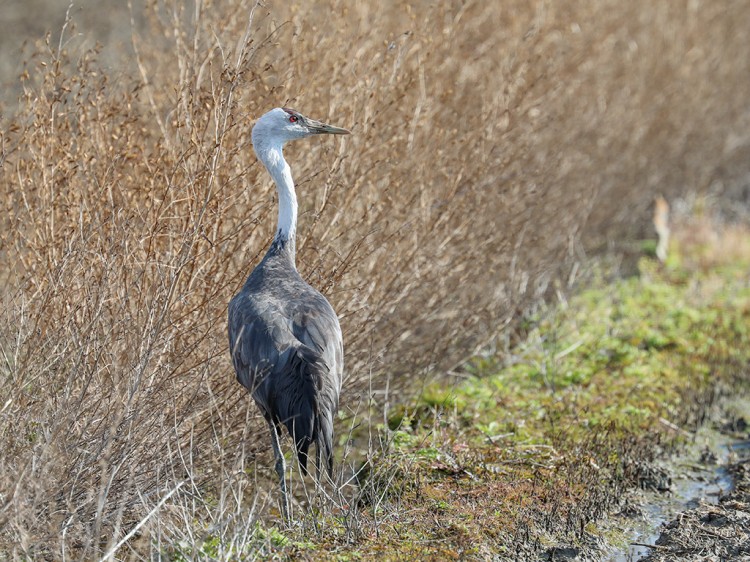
305, 118, 351, 135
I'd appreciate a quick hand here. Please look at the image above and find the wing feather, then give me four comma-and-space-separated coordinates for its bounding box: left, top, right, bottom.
228, 284, 343, 477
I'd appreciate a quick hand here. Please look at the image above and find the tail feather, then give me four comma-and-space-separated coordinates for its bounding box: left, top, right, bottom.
315, 410, 334, 478
282, 346, 334, 479
296, 433, 312, 476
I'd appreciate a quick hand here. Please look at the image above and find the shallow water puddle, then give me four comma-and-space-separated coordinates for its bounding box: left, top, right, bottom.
610, 436, 744, 562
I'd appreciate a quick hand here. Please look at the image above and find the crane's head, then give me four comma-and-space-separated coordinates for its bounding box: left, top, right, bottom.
252, 107, 350, 148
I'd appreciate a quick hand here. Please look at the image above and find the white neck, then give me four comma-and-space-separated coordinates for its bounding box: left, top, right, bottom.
254, 140, 297, 260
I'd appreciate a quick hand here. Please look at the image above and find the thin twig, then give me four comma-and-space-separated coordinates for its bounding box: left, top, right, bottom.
98, 481, 186, 562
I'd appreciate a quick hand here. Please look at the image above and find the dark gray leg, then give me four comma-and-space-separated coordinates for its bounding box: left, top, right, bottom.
268, 421, 290, 520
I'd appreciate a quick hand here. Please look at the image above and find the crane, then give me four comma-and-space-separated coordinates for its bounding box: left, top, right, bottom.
228, 107, 349, 519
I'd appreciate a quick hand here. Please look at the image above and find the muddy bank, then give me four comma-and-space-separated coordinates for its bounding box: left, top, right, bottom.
537, 409, 750, 562
639, 447, 750, 561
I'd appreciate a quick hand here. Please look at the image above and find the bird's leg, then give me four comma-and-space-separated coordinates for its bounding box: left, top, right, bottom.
268, 421, 290, 520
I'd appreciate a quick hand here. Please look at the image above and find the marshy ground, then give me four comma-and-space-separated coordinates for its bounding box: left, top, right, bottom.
637, 432, 750, 562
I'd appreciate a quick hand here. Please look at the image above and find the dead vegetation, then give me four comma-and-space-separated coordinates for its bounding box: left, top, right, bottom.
0, 0, 749, 557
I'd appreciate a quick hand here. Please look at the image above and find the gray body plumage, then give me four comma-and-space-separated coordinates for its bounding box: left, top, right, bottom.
228, 107, 348, 518
228, 238, 342, 475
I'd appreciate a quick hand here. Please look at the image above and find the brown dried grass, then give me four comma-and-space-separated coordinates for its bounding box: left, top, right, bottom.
0, 0, 749, 557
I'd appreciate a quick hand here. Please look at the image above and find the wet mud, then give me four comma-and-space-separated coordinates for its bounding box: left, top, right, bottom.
616, 412, 750, 562
638, 440, 750, 562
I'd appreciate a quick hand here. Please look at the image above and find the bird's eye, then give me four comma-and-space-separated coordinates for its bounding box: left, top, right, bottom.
289, 115, 298, 123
